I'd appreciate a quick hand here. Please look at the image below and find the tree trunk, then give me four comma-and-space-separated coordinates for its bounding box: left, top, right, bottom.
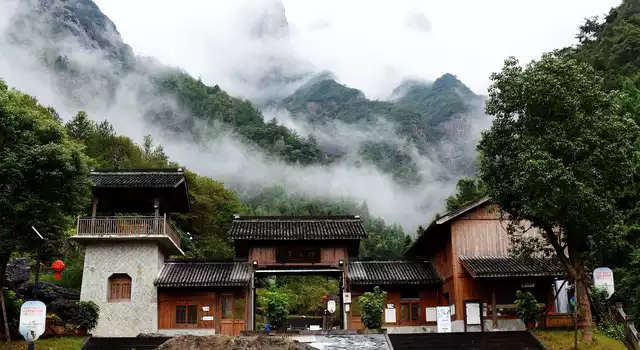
575, 275, 593, 342
0, 255, 13, 349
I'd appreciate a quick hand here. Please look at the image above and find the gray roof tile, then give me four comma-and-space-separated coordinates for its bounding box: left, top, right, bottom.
229, 216, 367, 240
459, 256, 565, 278
348, 261, 440, 285
90, 169, 185, 188
154, 260, 250, 287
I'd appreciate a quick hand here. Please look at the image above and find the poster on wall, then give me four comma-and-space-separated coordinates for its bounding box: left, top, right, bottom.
385, 308, 396, 323
466, 302, 481, 325
436, 306, 452, 333
426, 307, 437, 322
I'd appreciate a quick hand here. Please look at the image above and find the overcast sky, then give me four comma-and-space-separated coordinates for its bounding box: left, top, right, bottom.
93, 0, 619, 98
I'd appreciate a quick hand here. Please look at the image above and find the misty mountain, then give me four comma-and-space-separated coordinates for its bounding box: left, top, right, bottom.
0, 0, 487, 228
277, 72, 484, 181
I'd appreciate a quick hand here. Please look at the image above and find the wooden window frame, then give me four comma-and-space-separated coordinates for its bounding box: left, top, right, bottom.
108, 274, 132, 302
174, 302, 199, 328
399, 301, 421, 324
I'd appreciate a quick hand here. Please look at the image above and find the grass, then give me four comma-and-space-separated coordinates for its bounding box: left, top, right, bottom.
0, 336, 86, 350
535, 330, 626, 350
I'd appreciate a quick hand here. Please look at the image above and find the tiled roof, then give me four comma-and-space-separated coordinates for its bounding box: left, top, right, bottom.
348, 261, 441, 285
90, 169, 186, 188
154, 260, 250, 287
459, 256, 565, 278
229, 216, 367, 240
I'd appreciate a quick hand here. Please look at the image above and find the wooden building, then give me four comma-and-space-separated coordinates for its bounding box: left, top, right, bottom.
74, 169, 566, 337
406, 197, 566, 331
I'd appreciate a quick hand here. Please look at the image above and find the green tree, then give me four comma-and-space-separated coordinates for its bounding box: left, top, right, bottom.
358, 286, 387, 330
0, 78, 91, 303
445, 177, 486, 212
182, 170, 243, 258
477, 54, 640, 341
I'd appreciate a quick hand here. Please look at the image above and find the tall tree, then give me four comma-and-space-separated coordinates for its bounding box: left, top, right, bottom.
477, 54, 640, 341
0, 80, 91, 337
445, 177, 486, 212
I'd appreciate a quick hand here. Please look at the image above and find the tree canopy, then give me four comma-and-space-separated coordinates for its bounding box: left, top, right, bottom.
0, 79, 91, 275
477, 53, 640, 340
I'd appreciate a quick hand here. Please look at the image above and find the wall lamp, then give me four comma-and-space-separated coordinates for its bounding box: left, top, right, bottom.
338, 259, 344, 267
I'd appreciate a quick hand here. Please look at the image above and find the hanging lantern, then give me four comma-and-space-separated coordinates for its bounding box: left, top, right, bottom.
51, 260, 66, 280
323, 295, 328, 302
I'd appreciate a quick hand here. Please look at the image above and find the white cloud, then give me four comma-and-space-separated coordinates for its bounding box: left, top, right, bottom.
0, 0, 622, 232
93, 0, 620, 98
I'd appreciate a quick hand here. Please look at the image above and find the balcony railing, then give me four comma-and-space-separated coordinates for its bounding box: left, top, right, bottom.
76, 215, 181, 249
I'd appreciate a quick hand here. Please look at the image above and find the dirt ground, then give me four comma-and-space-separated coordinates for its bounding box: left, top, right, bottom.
155, 335, 316, 350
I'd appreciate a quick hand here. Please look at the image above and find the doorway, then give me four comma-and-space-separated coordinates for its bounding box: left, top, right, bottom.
251, 267, 345, 331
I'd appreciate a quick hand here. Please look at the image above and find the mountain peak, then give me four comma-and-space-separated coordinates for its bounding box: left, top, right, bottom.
250, 0, 289, 40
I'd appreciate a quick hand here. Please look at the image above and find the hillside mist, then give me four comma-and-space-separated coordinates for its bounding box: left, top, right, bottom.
0, 0, 489, 230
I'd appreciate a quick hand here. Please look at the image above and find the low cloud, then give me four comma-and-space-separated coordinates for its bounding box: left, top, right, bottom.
0, 0, 497, 232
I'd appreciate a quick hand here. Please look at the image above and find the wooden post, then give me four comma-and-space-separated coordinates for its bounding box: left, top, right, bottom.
91, 195, 98, 217
492, 285, 497, 328
154, 197, 160, 217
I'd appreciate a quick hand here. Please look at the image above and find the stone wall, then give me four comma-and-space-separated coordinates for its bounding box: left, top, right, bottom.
80, 242, 165, 337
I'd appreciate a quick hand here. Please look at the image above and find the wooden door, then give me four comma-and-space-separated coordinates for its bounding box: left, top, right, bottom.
218, 293, 246, 336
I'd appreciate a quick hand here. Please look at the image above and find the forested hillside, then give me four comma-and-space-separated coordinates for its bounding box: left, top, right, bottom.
441, 0, 640, 323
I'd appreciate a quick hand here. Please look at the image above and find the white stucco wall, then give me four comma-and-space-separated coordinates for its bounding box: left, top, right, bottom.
80, 242, 165, 337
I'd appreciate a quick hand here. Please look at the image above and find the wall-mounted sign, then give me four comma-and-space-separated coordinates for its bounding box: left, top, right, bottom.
426, 307, 437, 322
384, 308, 396, 323
345, 304, 350, 312
386, 304, 394, 309
202, 306, 210, 312
202, 316, 214, 321
327, 300, 336, 314
593, 267, 615, 299
343, 292, 351, 304
276, 245, 321, 263
521, 283, 535, 288
19, 301, 46, 341
436, 306, 451, 333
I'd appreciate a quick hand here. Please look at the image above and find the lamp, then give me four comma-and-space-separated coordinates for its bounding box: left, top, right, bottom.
252, 260, 258, 267
338, 259, 344, 267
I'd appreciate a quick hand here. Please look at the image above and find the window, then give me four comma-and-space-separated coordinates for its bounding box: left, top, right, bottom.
400, 302, 420, 322
175, 304, 198, 326
221, 295, 233, 319
234, 296, 245, 320
108, 274, 131, 302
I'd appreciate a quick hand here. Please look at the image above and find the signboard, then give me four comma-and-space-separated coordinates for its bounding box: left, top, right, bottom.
327, 300, 336, 314
436, 306, 452, 333
276, 245, 321, 263
202, 316, 214, 321
521, 283, 535, 288
593, 267, 615, 299
384, 308, 396, 323
202, 306, 210, 312
426, 307, 437, 322
465, 302, 481, 325
343, 292, 351, 304
19, 301, 46, 341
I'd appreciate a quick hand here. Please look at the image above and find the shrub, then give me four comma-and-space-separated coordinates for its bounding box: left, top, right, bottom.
76, 300, 100, 331
264, 290, 290, 330
358, 286, 387, 330
514, 290, 538, 324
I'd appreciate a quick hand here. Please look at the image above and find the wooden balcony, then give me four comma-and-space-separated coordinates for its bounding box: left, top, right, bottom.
73, 215, 182, 255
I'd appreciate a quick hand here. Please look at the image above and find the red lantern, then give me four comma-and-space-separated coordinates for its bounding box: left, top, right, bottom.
323, 295, 328, 302
51, 260, 66, 280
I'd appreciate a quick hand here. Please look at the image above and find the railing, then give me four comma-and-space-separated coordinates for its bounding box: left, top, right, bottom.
76, 215, 181, 249
613, 302, 640, 350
